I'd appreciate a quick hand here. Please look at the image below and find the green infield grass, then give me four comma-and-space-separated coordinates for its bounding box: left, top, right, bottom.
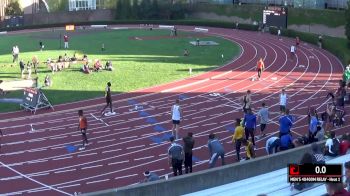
0, 28, 240, 112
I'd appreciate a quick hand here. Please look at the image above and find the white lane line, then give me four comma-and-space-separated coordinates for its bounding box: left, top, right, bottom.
52, 156, 73, 161
81, 164, 103, 170
114, 174, 138, 180
27, 160, 48, 164
192, 115, 207, 120
0, 161, 71, 195
50, 136, 67, 140
7, 132, 26, 136
201, 122, 218, 127
71, 134, 82, 137
4, 151, 25, 156
120, 136, 138, 140
77, 152, 97, 157
152, 168, 165, 173
30, 173, 50, 177
27, 188, 50, 193
57, 183, 81, 189
158, 153, 167, 157
134, 156, 154, 161
94, 130, 110, 134
27, 148, 47, 153
221, 120, 233, 124
161, 78, 209, 93
102, 149, 122, 154
54, 169, 76, 174
141, 133, 159, 137
183, 109, 197, 113
3, 141, 25, 146
0, 176, 23, 181
107, 160, 129, 166
126, 145, 145, 150
183, 125, 199, 130
86, 179, 110, 185
51, 146, 66, 150
97, 139, 116, 144
113, 127, 130, 131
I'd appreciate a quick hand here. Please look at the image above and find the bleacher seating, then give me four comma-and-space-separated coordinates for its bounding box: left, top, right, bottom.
183, 154, 350, 196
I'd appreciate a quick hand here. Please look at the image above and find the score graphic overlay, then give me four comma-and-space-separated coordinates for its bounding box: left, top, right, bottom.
263, 6, 288, 28
288, 164, 342, 183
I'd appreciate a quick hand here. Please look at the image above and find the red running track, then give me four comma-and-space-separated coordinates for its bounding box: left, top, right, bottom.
0, 25, 346, 196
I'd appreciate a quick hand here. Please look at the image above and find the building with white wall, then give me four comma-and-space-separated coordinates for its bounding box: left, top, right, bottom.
69, 0, 97, 11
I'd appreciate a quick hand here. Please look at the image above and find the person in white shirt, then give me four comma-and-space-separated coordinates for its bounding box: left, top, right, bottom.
171, 99, 182, 139
324, 131, 339, 157
277, 29, 281, 40
265, 136, 280, 155
279, 89, 288, 113
12, 45, 19, 63
290, 45, 296, 60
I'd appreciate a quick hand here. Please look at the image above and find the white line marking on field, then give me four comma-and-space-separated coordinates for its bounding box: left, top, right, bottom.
201, 122, 218, 127
102, 149, 122, 154
54, 169, 76, 174
4, 151, 25, 156
57, 183, 81, 189
51, 146, 66, 150
27, 148, 47, 153
0, 176, 23, 181
50, 136, 67, 140
126, 145, 145, 150
107, 160, 129, 166
0, 161, 71, 195
97, 139, 116, 144
27, 188, 50, 193
114, 174, 138, 180
77, 152, 97, 157
52, 156, 73, 161
30, 173, 50, 177
27, 160, 48, 164
120, 135, 137, 140
86, 179, 110, 184
3, 141, 25, 146
183, 125, 199, 130
94, 130, 110, 134
192, 115, 207, 120
7, 132, 26, 136
134, 156, 154, 161
81, 164, 103, 170
152, 168, 165, 173
158, 153, 167, 157
161, 78, 209, 93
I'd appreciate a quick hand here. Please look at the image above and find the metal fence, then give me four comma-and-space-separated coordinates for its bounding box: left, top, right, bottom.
206, 0, 349, 9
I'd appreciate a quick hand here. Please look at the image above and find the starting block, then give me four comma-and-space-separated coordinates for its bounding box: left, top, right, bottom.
104, 111, 116, 116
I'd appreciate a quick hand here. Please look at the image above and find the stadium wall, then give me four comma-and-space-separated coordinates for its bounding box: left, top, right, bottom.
23, 9, 115, 26
85, 141, 324, 196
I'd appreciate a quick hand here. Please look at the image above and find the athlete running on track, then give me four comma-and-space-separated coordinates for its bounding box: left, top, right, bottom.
257, 58, 265, 80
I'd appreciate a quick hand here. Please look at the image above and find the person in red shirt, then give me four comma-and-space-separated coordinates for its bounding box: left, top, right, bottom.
340, 133, 350, 155
78, 110, 88, 150
64, 35, 69, 49
326, 182, 350, 196
256, 58, 265, 80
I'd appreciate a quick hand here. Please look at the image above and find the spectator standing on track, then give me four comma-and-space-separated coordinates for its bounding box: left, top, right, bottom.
311, 143, 325, 164
345, 161, 350, 192
257, 102, 269, 138
19, 60, 25, 78
171, 99, 182, 140
64, 34, 69, 49
265, 136, 280, 155
308, 109, 318, 143
142, 171, 160, 182
324, 131, 340, 157
279, 133, 293, 151
208, 133, 225, 168
290, 45, 296, 60
78, 110, 88, 150
242, 90, 252, 113
168, 136, 184, 176
244, 108, 256, 146
183, 132, 195, 173
12, 45, 19, 63
279, 89, 288, 113
242, 138, 255, 160
335, 80, 346, 108
279, 109, 293, 137
256, 58, 265, 80
277, 29, 281, 40
295, 36, 300, 47
232, 118, 244, 161
100, 82, 113, 117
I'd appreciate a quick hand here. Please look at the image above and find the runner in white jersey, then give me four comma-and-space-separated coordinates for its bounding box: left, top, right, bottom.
279, 88, 288, 113
171, 99, 182, 139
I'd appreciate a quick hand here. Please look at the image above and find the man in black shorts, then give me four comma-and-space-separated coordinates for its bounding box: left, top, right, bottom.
101, 82, 113, 116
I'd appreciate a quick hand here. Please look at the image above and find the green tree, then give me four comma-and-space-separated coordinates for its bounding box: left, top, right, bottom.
131, 0, 139, 19
123, 0, 132, 19
116, 0, 123, 19
5, 0, 23, 16
150, 0, 160, 19
346, 1, 350, 42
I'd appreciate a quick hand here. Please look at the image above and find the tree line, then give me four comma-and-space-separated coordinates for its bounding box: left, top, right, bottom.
115, 0, 192, 20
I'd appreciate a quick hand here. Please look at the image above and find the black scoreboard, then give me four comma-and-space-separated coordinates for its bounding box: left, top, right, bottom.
22, 88, 39, 108
263, 6, 288, 29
